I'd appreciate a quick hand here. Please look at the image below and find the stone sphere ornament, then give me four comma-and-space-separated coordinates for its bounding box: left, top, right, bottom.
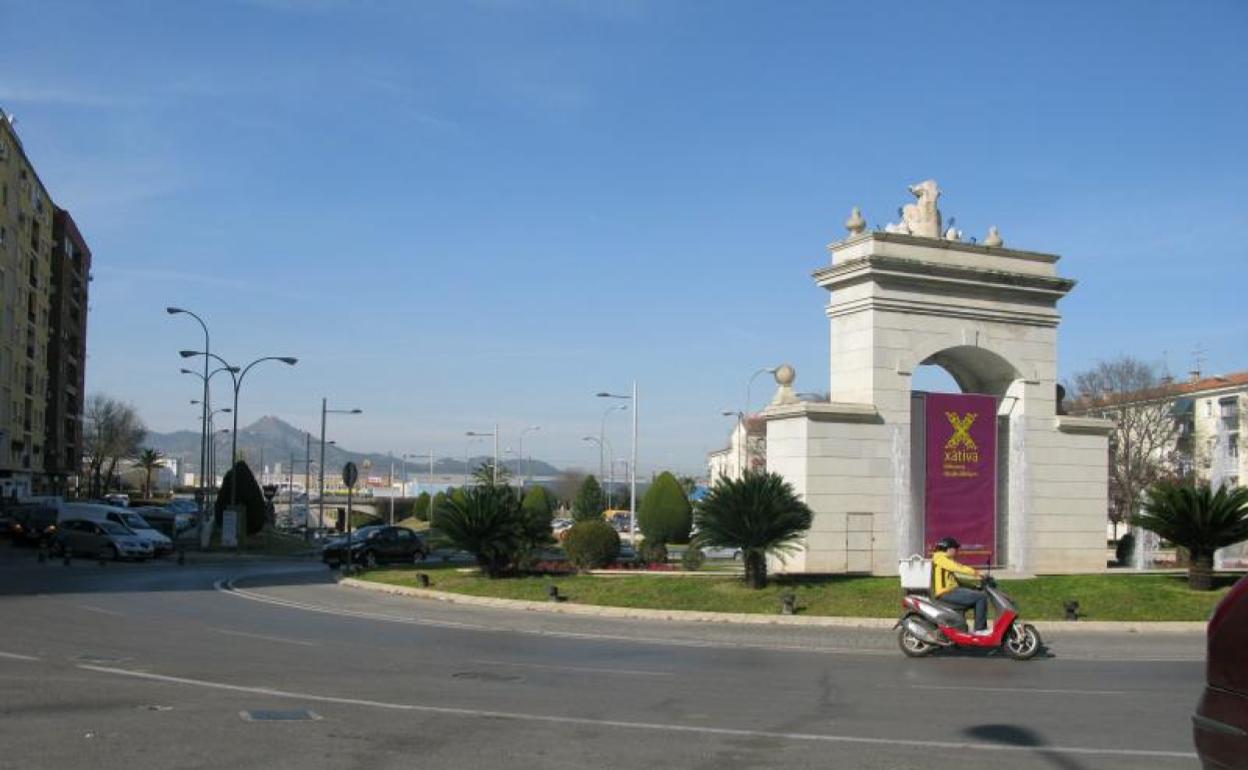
775, 364, 796, 386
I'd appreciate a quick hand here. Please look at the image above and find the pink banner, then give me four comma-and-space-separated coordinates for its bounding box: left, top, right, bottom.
924, 392, 997, 566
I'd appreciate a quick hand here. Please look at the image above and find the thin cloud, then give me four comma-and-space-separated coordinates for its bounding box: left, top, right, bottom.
0, 84, 131, 108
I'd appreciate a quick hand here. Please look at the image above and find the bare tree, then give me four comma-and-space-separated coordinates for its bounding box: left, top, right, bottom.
1066, 357, 1184, 538
83, 394, 147, 497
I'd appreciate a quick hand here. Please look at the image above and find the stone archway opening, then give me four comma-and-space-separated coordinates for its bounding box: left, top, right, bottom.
908, 346, 1025, 568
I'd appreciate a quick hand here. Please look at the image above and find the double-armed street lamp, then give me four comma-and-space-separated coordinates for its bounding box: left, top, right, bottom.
181, 351, 298, 510
465, 424, 499, 485
597, 383, 638, 541
320, 400, 362, 532
582, 435, 615, 507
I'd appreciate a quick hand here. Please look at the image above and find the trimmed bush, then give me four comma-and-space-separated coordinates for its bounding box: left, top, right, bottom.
563, 520, 620, 570
573, 475, 605, 522
414, 491, 432, 522
638, 471, 692, 545
1115, 532, 1136, 566
214, 461, 268, 536
680, 542, 705, 571
638, 539, 669, 565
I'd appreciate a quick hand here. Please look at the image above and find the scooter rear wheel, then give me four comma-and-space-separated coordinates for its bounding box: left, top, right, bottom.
898, 627, 936, 658
1002, 623, 1041, 660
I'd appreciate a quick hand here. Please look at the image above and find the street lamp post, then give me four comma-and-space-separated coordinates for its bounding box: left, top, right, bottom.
320, 399, 362, 532
518, 425, 541, 489
466, 425, 499, 484
183, 352, 297, 514
721, 409, 744, 479
403, 452, 435, 521
167, 308, 210, 536
743, 366, 778, 474
597, 382, 638, 542
181, 364, 236, 545
463, 437, 482, 486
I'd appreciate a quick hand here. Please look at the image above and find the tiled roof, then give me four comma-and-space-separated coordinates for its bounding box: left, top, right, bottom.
1070, 370, 1248, 411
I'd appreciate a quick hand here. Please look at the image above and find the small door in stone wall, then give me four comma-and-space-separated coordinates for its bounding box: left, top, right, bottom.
846, 513, 873, 573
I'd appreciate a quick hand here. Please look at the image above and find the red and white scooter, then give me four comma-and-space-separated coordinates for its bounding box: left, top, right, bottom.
894, 556, 1042, 660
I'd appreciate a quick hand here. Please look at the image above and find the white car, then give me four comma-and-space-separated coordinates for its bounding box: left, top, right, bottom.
57, 503, 174, 556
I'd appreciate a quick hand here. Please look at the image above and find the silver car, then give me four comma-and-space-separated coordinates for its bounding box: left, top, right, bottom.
55, 519, 154, 561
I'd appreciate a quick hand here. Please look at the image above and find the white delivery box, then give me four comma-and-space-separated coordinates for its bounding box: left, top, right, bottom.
898, 554, 932, 592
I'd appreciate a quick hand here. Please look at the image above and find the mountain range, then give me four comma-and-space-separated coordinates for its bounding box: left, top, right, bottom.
145, 415, 562, 479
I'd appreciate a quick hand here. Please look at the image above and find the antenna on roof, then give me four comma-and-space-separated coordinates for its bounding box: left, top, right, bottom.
1190, 344, 1207, 383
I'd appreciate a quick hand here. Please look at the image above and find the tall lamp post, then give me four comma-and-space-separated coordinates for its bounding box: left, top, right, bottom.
403, 452, 436, 519
743, 367, 778, 474
167, 307, 210, 530
181, 364, 235, 545
582, 436, 614, 508
182, 352, 297, 510
319, 399, 362, 532
597, 382, 637, 541
466, 424, 498, 484
193, 401, 232, 498
721, 409, 744, 479
518, 425, 541, 489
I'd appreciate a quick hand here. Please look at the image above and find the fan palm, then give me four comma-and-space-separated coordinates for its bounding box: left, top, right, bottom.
1135, 481, 1248, 590
695, 471, 813, 589
137, 448, 165, 499
433, 484, 523, 578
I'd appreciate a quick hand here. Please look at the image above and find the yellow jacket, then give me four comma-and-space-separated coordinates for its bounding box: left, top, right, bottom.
932, 551, 979, 597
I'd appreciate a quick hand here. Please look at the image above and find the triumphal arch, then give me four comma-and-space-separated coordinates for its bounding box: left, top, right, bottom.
762, 182, 1111, 575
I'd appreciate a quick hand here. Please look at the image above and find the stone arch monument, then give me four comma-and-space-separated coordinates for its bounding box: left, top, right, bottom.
762, 181, 1112, 575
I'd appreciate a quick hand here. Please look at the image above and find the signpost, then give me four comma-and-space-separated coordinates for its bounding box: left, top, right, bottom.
342, 462, 358, 573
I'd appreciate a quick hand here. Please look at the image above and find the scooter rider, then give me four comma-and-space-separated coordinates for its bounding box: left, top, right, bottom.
932, 537, 989, 632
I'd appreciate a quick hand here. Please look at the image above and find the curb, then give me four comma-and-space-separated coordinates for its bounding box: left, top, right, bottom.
337, 577, 1207, 634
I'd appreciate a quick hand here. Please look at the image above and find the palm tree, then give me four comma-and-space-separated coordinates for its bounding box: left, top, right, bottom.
1135, 481, 1248, 590
695, 471, 813, 589
433, 484, 523, 578
137, 448, 166, 499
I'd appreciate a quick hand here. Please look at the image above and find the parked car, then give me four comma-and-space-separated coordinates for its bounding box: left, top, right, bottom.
1194, 574, 1248, 769
57, 503, 174, 556
8, 504, 59, 547
53, 519, 153, 561
322, 525, 426, 569
103, 493, 130, 508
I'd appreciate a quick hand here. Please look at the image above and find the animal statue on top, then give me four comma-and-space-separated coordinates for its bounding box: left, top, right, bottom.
884, 180, 942, 238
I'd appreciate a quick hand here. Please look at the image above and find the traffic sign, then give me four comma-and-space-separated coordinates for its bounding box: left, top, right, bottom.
342, 462, 359, 489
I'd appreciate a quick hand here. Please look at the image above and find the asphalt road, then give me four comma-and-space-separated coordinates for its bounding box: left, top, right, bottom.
0, 552, 1206, 769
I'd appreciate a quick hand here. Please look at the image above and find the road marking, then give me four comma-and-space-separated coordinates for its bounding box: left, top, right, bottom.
470, 659, 672, 678
76, 663, 1197, 760
0, 650, 40, 661
75, 604, 127, 618
910, 684, 1129, 696
208, 628, 319, 648
216, 579, 895, 657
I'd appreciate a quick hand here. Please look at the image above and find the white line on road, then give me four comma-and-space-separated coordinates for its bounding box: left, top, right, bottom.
76, 663, 1196, 761
470, 659, 671, 678
216, 580, 895, 657
909, 684, 1129, 696
0, 650, 40, 661
74, 604, 127, 618
208, 628, 319, 647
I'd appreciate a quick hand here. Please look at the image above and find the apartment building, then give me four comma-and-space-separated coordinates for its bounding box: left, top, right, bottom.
0, 109, 90, 497
44, 207, 90, 493
0, 111, 54, 497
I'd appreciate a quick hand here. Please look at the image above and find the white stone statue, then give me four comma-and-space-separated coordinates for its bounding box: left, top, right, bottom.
983, 226, 1003, 247
844, 206, 866, 236
885, 180, 942, 238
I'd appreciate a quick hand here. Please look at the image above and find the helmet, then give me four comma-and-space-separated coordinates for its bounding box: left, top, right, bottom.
935, 537, 961, 551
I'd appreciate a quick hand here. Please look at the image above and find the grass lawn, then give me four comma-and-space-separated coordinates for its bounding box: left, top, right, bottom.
359, 567, 1235, 621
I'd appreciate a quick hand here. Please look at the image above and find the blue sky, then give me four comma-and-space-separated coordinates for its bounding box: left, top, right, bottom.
2, 0, 1246, 475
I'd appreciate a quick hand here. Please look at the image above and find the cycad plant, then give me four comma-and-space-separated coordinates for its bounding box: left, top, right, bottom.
695, 471, 813, 589
1135, 481, 1248, 590
434, 484, 523, 578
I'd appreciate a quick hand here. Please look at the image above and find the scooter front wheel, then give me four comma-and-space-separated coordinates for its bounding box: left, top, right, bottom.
1002, 623, 1041, 660
897, 627, 936, 658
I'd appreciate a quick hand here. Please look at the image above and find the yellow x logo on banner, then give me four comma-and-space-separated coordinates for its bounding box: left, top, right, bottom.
944, 411, 978, 450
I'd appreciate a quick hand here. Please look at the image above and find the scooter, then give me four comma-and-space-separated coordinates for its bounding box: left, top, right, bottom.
895, 574, 1042, 660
